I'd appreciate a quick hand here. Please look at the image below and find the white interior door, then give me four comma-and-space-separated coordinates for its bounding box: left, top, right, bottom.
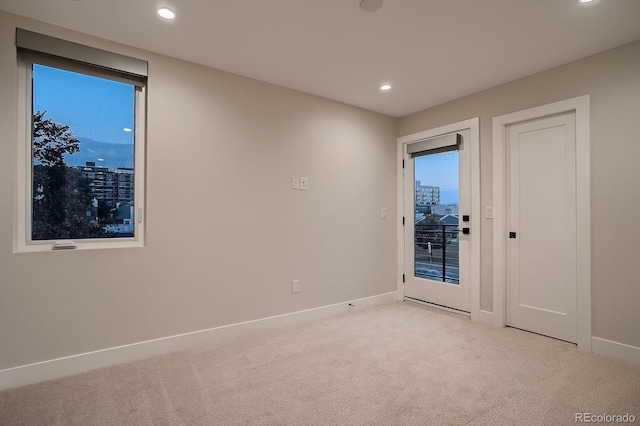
506, 112, 577, 342
403, 129, 471, 313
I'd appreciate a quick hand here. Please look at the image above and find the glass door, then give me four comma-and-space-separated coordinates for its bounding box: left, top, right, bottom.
404, 129, 471, 313
414, 152, 460, 284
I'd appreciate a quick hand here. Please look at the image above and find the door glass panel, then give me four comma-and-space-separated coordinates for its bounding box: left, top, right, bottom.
414, 151, 460, 284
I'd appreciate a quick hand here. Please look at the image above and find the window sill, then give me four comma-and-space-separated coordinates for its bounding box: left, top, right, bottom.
14, 239, 144, 253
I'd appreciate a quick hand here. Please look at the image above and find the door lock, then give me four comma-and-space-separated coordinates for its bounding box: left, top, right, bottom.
509, 232, 517, 239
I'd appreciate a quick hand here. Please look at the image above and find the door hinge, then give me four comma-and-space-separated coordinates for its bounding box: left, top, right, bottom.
402, 159, 405, 168
402, 216, 405, 226
402, 274, 405, 283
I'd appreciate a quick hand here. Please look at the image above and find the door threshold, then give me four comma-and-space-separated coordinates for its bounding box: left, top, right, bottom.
506, 325, 577, 345
404, 297, 471, 317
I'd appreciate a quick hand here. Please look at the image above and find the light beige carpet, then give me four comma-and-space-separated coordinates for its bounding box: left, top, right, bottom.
1, 301, 639, 426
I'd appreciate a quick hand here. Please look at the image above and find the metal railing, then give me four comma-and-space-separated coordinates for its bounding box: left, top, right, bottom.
414, 224, 460, 284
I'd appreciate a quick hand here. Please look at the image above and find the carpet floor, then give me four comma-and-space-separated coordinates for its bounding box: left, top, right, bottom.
1, 301, 639, 425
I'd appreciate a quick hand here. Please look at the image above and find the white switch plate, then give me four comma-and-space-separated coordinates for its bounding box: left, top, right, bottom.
291, 176, 300, 190
381, 208, 388, 219
292, 280, 300, 293
300, 177, 307, 191
486, 206, 494, 219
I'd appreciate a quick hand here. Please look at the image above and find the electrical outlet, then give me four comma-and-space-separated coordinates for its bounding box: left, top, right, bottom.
300, 177, 307, 191
291, 176, 300, 190
381, 208, 388, 219
292, 280, 300, 293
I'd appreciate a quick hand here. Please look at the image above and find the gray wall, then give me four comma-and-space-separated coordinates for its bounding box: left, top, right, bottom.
399, 40, 640, 348
1, 9, 638, 371
0, 12, 398, 370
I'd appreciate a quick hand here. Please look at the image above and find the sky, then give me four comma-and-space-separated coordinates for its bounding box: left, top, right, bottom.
415, 151, 459, 205
33, 64, 135, 146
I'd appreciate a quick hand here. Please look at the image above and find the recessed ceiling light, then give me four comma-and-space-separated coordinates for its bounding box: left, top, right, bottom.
123, 128, 132, 132
380, 84, 392, 91
157, 8, 176, 20
579, 0, 593, 3
360, 0, 383, 12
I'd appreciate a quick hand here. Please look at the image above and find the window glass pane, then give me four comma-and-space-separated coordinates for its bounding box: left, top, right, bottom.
32, 64, 135, 240
414, 151, 460, 284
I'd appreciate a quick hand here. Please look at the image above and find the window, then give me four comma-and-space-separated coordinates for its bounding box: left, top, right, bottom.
15, 29, 147, 252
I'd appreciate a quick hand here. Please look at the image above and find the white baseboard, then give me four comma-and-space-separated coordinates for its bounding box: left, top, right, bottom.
0, 291, 398, 391
479, 310, 494, 325
592, 337, 640, 366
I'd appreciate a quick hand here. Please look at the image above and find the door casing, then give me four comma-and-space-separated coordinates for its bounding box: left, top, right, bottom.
397, 118, 481, 321
492, 96, 591, 350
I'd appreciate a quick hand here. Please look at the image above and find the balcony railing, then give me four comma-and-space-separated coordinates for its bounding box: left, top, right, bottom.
414, 224, 460, 285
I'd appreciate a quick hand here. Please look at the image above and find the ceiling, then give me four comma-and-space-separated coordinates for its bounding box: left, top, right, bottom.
1, 0, 639, 117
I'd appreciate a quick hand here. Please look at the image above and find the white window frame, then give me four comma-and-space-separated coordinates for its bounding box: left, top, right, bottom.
15, 36, 147, 253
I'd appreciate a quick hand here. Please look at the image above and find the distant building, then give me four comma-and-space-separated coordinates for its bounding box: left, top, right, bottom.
415, 181, 440, 205
438, 214, 459, 225
116, 202, 135, 223
114, 168, 134, 205
75, 162, 134, 206
75, 162, 134, 228
414, 214, 459, 226
430, 204, 459, 216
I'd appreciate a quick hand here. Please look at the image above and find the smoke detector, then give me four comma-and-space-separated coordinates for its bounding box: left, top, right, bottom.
359, 0, 383, 12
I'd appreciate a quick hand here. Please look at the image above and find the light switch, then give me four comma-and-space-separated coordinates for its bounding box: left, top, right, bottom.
300, 177, 307, 191
381, 208, 388, 219
291, 176, 299, 190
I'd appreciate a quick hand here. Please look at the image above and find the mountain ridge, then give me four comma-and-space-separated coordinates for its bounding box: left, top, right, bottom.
64, 137, 134, 170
